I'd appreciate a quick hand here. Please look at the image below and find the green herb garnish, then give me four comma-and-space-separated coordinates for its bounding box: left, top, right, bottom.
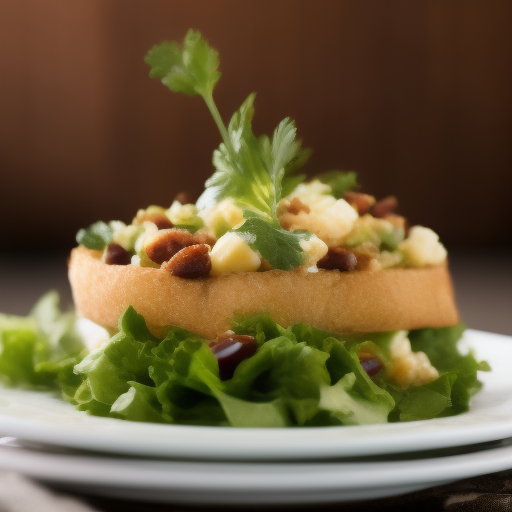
145, 30, 311, 270
316, 170, 359, 199
76, 221, 113, 251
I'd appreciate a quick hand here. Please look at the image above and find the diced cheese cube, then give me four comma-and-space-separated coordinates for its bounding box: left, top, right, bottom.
210, 232, 261, 275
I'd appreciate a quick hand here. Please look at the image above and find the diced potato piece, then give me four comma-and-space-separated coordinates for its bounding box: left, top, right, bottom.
399, 226, 447, 267
387, 331, 439, 388
135, 221, 159, 253
288, 180, 332, 204
281, 198, 358, 246
199, 198, 244, 238
300, 235, 329, 270
378, 250, 403, 269
345, 214, 404, 250
166, 201, 203, 231
111, 221, 143, 252
210, 232, 261, 275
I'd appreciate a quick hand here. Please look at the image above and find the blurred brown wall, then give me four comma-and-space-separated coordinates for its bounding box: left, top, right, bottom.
0, 0, 511, 251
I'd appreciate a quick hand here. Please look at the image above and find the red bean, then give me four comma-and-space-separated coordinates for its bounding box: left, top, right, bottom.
104, 243, 131, 265
317, 247, 357, 271
209, 333, 258, 380
358, 353, 384, 377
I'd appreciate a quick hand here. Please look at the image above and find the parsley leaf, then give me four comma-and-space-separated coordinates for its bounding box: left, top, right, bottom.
234, 215, 309, 270
145, 31, 221, 98
145, 31, 311, 270
201, 94, 274, 219
200, 98, 310, 222
265, 117, 311, 214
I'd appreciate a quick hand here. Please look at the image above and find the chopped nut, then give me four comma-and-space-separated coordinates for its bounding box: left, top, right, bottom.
317, 247, 357, 271
259, 258, 273, 271
353, 255, 376, 271
352, 243, 381, 271
371, 196, 398, 218
287, 197, 311, 215
104, 243, 131, 265
161, 244, 211, 278
146, 229, 215, 265
383, 213, 407, 231
344, 191, 376, 215
174, 191, 194, 204
136, 210, 174, 230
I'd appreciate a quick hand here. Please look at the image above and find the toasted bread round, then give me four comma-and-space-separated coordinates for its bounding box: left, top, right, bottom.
69, 246, 459, 339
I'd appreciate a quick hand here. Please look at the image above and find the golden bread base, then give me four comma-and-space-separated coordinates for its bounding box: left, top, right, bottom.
69, 247, 459, 339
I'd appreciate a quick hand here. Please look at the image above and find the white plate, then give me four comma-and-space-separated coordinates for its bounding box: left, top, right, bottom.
1, 436, 512, 505
0, 329, 511, 461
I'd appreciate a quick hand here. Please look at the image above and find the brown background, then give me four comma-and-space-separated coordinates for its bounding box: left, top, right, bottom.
0, 0, 511, 251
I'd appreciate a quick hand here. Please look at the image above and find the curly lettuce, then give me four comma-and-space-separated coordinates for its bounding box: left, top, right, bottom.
0, 295, 489, 427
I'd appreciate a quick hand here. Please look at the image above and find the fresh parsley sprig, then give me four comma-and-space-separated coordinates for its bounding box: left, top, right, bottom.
145, 30, 311, 270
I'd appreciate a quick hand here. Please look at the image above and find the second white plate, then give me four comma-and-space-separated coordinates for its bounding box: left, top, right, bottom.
1, 436, 512, 505
0, 329, 510, 460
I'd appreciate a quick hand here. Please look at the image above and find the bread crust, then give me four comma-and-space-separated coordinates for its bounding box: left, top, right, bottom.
69, 246, 459, 339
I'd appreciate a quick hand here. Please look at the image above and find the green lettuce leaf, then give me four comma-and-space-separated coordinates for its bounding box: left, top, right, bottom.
0, 298, 488, 428
388, 373, 456, 422
0, 292, 85, 393
73, 307, 160, 411
407, 325, 490, 416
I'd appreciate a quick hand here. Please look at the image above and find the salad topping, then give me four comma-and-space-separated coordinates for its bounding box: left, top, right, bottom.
76, 31, 447, 277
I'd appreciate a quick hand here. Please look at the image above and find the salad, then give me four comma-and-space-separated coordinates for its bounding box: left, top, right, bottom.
0, 31, 489, 428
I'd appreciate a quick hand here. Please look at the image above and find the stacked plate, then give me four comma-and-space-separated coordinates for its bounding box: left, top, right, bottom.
1, 329, 512, 505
